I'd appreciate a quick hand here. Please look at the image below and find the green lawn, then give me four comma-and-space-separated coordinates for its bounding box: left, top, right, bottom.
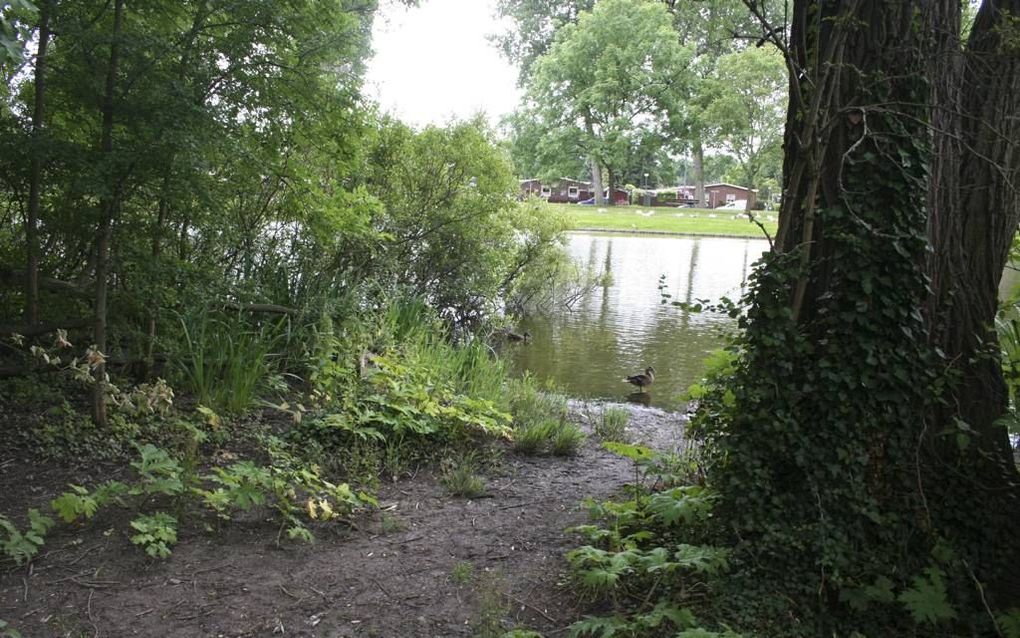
548, 202, 777, 238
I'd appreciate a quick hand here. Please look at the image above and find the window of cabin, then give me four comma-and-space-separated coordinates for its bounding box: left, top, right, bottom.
540, 185, 552, 196
725, 193, 737, 202
568, 186, 579, 197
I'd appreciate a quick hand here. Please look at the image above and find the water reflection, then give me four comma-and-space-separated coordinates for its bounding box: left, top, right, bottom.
511, 232, 770, 410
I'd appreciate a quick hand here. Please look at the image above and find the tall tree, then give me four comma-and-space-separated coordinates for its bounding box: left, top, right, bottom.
699, 45, 785, 207
492, 0, 595, 86
91, 0, 124, 426
524, 0, 692, 204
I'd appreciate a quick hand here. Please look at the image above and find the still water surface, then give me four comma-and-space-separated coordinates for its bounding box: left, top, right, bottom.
510, 232, 770, 410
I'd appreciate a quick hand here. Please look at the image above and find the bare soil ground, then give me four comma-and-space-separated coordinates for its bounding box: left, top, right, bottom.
0, 402, 687, 638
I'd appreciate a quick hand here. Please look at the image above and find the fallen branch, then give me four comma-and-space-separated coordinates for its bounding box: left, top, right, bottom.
0, 267, 91, 298
0, 319, 90, 338
221, 302, 298, 316
0, 363, 62, 379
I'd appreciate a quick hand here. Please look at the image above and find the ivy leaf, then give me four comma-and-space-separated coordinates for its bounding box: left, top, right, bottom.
898, 567, 957, 625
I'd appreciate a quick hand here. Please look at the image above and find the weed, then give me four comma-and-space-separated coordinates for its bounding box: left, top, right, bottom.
472, 570, 510, 638
514, 418, 585, 457
595, 406, 630, 442
550, 422, 585, 456
513, 420, 557, 454
0, 618, 22, 638
442, 463, 487, 498
379, 513, 405, 534
508, 375, 568, 429
0, 510, 54, 565
450, 560, 475, 584
129, 512, 178, 558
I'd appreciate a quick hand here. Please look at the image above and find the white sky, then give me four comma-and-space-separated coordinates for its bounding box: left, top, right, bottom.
365, 0, 522, 129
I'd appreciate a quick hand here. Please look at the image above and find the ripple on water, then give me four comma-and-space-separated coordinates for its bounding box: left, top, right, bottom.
512, 232, 769, 410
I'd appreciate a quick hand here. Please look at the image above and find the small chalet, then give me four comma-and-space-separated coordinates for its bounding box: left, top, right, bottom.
520, 178, 630, 205
706, 183, 758, 209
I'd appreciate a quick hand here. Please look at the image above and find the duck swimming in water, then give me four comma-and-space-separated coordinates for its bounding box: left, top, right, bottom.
506, 330, 531, 343
624, 366, 655, 393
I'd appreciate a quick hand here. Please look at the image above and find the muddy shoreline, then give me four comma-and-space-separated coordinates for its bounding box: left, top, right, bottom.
0, 401, 688, 637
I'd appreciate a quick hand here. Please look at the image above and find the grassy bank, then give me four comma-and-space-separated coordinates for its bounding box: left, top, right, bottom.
548, 202, 777, 238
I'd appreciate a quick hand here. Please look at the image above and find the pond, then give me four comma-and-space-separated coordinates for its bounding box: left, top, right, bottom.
509, 232, 770, 410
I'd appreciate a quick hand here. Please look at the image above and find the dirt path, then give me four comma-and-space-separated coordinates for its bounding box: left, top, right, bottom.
0, 402, 687, 637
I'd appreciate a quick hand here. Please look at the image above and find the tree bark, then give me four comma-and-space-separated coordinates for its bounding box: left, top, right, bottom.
936, 0, 1020, 466
692, 137, 705, 206
590, 155, 605, 205
923, 0, 1020, 602
25, 0, 53, 326
92, 0, 125, 427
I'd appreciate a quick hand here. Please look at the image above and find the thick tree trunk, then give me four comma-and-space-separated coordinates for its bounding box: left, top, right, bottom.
692, 137, 705, 206
25, 0, 53, 326
590, 156, 605, 205
924, 0, 1020, 603
941, 0, 1020, 465
92, 0, 125, 427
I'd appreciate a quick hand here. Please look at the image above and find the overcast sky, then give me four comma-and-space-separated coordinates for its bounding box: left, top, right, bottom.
364, 0, 522, 129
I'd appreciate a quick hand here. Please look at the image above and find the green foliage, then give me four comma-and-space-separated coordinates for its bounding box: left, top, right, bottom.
130, 442, 185, 496
502, 631, 543, 638
129, 512, 178, 558
601, 442, 655, 464
897, 567, 957, 625
196, 435, 369, 543
998, 608, 1020, 638
360, 350, 512, 440
512, 419, 558, 454
51, 482, 127, 524
523, 0, 693, 193
507, 375, 580, 455
0, 509, 54, 565
0, 618, 23, 638
0, 0, 34, 65
698, 46, 786, 193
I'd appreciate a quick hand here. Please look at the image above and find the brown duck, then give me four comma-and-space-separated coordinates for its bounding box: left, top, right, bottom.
506, 330, 531, 343
624, 366, 655, 393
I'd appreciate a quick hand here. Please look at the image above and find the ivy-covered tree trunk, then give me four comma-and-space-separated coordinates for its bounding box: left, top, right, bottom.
92, 0, 125, 427
703, 1, 967, 632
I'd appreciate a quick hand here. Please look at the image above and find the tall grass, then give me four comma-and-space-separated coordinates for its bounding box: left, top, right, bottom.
595, 406, 630, 442
380, 299, 507, 405
173, 311, 287, 414
506, 374, 581, 454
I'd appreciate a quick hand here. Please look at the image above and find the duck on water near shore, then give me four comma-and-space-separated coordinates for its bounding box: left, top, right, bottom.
506, 330, 531, 343
624, 366, 655, 393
